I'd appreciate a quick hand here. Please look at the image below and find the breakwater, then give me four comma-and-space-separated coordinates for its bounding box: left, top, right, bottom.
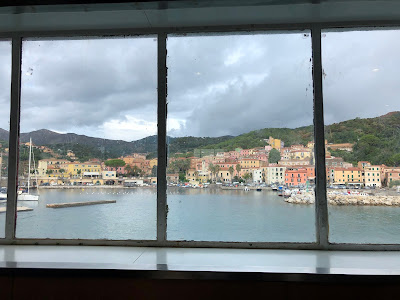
286, 192, 400, 206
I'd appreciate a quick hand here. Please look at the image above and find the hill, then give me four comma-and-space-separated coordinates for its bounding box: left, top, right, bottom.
201, 111, 400, 166
0, 112, 398, 165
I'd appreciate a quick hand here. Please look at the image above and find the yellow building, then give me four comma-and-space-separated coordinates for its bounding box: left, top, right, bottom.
269, 137, 281, 150
149, 158, 158, 168
67, 162, 102, 176
332, 167, 363, 185
239, 158, 262, 169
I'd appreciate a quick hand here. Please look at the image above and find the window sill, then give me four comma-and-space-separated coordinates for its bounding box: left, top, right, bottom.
1, 245, 400, 282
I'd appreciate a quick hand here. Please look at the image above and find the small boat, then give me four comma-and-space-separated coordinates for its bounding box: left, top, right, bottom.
272, 185, 278, 191
18, 138, 39, 201
256, 188, 262, 192
244, 187, 250, 191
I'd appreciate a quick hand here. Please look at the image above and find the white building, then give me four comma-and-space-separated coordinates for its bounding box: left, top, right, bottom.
266, 165, 286, 185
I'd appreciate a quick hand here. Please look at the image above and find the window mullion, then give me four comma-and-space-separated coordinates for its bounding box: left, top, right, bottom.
5, 36, 22, 241
157, 32, 168, 243
311, 26, 329, 248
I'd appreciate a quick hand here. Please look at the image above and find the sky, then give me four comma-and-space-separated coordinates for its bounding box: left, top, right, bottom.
0, 29, 399, 142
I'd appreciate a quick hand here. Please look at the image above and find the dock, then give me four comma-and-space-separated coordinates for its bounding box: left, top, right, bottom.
0, 207, 33, 213
46, 200, 116, 209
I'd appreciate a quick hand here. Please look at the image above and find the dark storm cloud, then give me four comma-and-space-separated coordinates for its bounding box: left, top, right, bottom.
20, 37, 157, 139
167, 33, 313, 137
0, 30, 399, 142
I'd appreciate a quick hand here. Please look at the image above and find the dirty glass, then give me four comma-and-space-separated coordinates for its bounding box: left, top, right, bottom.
16, 37, 157, 240
166, 32, 316, 242
322, 29, 400, 243
0, 41, 11, 238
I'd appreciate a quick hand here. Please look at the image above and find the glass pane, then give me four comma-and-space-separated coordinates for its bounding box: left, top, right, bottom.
0, 41, 11, 238
166, 32, 315, 242
16, 37, 157, 240
322, 29, 400, 243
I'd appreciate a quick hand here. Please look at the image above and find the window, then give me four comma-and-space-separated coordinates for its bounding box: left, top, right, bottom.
166, 32, 315, 242
323, 29, 400, 244
16, 37, 157, 240
0, 40, 11, 238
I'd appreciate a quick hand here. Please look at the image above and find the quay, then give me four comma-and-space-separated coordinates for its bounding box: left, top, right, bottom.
46, 200, 116, 209
0, 207, 33, 213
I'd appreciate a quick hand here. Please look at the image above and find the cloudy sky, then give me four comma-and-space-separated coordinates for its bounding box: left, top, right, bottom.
0, 29, 399, 142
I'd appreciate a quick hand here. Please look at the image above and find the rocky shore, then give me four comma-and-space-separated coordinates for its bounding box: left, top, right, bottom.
285, 192, 400, 206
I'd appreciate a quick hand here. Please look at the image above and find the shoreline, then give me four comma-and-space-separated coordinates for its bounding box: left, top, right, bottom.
286, 192, 400, 206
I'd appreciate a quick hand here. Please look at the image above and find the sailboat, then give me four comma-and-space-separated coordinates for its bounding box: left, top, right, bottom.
18, 138, 39, 201
0, 153, 6, 200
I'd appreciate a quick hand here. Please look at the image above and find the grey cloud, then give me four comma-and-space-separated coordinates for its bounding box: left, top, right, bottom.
20, 38, 157, 136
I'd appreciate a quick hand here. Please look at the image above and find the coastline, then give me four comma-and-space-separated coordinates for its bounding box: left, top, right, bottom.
286, 192, 400, 206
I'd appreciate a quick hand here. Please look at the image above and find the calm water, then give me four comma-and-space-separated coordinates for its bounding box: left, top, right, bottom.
1, 188, 400, 243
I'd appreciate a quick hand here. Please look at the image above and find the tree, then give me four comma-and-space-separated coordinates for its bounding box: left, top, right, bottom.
214, 165, 220, 182
228, 166, 234, 182
268, 148, 281, 164
151, 165, 157, 177
235, 164, 242, 178
105, 159, 126, 171
208, 163, 215, 182
46, 169, 53, 175
243, 172, 252, 183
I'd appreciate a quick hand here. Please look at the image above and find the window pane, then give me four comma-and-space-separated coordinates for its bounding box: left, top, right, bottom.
0, 40, 11, 238
322, 29, 400, 244
166, 32, 315, 242
16, 37, 157, 240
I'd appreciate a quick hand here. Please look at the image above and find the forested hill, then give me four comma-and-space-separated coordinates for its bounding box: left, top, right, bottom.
201, 111, 400, 166
0, 112, 398, 165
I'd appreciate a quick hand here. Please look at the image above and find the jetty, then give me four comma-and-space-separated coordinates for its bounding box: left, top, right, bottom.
46, 200, 116, 209
0, 207, 33, 213
285, 192, 400, 206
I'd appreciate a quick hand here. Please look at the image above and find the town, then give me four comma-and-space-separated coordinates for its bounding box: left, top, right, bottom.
1, 136, 398, 189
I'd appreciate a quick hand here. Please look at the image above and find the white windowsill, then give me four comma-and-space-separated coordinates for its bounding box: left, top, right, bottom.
1, 245, 400, 278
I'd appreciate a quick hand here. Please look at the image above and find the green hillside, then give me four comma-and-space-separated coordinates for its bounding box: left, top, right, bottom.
200, 112, 400, 166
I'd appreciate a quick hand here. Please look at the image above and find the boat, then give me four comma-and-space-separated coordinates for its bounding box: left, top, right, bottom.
256, 188, 262, 192
244, 187, 250, 191
18, 138, 39, 201
271, 185, 278, 191
0, 187, 6, 200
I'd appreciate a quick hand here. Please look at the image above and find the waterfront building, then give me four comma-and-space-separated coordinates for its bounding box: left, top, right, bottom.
332, 167, 363, 186
266, 165, 286, 185
67, 162, 102, 177
385, 171, 400, 186
364, 165, 382, 188
285, 167, 308, 187
102, 171, 116, 180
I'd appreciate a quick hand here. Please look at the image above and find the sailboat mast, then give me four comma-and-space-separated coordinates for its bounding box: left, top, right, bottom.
27, 138, 32, 193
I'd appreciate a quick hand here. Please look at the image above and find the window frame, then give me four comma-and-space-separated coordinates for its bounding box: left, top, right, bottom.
0, 23, 399, 250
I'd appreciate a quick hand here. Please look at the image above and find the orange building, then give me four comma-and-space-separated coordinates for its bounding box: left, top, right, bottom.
285, 168, 308, 187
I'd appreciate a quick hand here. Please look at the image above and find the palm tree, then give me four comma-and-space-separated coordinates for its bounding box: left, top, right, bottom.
236, 164, 242, 180
208, 163, 215, 182
228, 166, 234, 183
214, 165, 220, 182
